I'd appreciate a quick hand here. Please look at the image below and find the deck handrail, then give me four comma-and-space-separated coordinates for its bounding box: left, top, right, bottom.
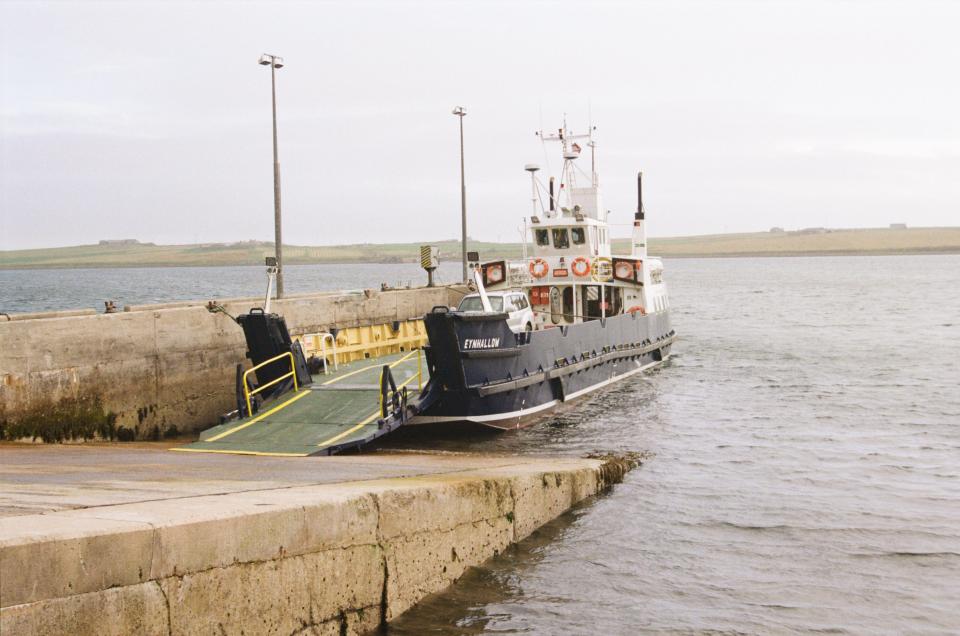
242, 351, 299, 417
300, 332, 338, 374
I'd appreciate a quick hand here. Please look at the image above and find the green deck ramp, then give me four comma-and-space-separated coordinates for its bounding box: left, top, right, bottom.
174, 350, 426, 457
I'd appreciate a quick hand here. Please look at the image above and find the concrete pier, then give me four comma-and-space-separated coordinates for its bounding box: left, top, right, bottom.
0, 285, 467, 442
0, 445, 637, 635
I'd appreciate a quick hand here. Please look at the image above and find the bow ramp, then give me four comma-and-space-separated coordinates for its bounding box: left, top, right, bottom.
175, 350, 427, 457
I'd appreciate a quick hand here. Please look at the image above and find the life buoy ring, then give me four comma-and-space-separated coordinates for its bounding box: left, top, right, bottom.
571, 256, 590, 277
484, 262, 505, 285
627, 305, 646, 315
529, 258, 549, 279
591, 256, 613, 282
614, 260, 634, 281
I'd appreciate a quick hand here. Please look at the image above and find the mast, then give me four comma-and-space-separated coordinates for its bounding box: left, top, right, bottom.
536, 119, 594, 211
523, 163, 539, 261
589, 139, 598, 188
525, 163, 540, 218
632, 171, 647, 258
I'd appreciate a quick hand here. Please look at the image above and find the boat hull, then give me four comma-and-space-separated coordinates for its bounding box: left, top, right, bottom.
414, 308, 675, 430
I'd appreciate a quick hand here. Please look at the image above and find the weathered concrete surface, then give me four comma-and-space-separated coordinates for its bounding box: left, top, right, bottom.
0, 285, 467, 441
0, 443, 543, 517
2, 308, 97, 321
0, 446, 638, 635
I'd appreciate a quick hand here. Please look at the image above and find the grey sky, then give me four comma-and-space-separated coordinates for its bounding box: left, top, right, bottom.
2, 0, 958, 250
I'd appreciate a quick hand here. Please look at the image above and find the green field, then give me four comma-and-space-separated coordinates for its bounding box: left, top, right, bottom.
0, 239, 523, 269
649, 227, 960, 258
2, 228, 958, 269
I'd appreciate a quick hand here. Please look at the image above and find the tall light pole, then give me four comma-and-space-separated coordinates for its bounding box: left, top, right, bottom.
259, 53, 285, 298
452, 106, 467, 282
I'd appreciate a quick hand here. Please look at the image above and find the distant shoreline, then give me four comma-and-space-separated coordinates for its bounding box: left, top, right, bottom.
2, 227, 959, 270
2, 248, 960, 271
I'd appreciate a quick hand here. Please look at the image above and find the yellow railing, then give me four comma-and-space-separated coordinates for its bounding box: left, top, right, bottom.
242, 351, 299, 417
378, 348, 424, 417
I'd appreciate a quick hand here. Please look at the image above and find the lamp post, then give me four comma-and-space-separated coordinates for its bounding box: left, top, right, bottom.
452, 106, 467, 282
259, 53, 285, 298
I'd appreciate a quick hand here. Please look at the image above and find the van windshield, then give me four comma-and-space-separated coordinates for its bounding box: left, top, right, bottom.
458, 296, 504, 312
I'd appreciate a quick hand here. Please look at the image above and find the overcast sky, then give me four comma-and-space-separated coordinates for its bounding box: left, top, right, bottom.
2, 0, 958, 250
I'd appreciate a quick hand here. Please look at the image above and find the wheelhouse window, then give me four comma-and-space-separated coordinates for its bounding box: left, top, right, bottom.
535, 229, 550, 246
571, 227, 585, 245
552, 228, 570, 249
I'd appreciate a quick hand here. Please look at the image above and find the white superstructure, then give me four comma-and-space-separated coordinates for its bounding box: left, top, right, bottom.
479, 123, 670, 328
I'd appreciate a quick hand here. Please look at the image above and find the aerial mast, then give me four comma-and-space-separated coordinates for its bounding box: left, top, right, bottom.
524, 163, 540, 217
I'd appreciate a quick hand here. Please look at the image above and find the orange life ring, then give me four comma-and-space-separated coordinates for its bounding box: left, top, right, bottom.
571, 256, 590, 277
614, 260, 635, 280
627, 305, 646, 315
529, 258, 549, 279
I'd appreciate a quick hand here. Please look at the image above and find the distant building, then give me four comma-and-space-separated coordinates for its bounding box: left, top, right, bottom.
98, 239, 139, 246
889, 223, 907, 230
769, 227, 785, 233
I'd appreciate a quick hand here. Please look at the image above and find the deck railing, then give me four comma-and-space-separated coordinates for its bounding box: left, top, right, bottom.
299, 332, 338, 374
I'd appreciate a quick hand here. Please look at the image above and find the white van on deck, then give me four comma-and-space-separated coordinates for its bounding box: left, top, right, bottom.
457, 291, 535, 333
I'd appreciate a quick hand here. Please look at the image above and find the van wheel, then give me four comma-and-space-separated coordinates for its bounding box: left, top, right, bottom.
525, 322, 533, 332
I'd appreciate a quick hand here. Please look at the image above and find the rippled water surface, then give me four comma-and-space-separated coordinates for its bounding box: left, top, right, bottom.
0, 261, 465, 314
3, 255, 959, 633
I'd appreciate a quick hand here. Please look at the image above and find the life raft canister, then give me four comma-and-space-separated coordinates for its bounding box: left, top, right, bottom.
571, 256, 591, 277
529, 258, 549, 279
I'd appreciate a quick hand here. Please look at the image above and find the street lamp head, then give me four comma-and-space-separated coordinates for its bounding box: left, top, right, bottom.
259, 54, 284, 68
452, 106, 466, 117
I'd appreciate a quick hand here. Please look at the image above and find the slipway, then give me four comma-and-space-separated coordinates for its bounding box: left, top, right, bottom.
174, 349, 426, 457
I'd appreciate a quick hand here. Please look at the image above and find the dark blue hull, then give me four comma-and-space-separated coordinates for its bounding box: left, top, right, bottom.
415, 308, 676, 429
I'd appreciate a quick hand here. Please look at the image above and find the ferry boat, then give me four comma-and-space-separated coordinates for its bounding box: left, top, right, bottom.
414, 124, 676, 429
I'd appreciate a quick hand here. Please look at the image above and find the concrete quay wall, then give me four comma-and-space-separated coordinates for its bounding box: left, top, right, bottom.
0, 455, 636, 635
0, 285, 466, 441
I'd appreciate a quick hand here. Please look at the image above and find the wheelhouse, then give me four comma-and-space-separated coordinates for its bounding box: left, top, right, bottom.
476, 125, 669, 329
